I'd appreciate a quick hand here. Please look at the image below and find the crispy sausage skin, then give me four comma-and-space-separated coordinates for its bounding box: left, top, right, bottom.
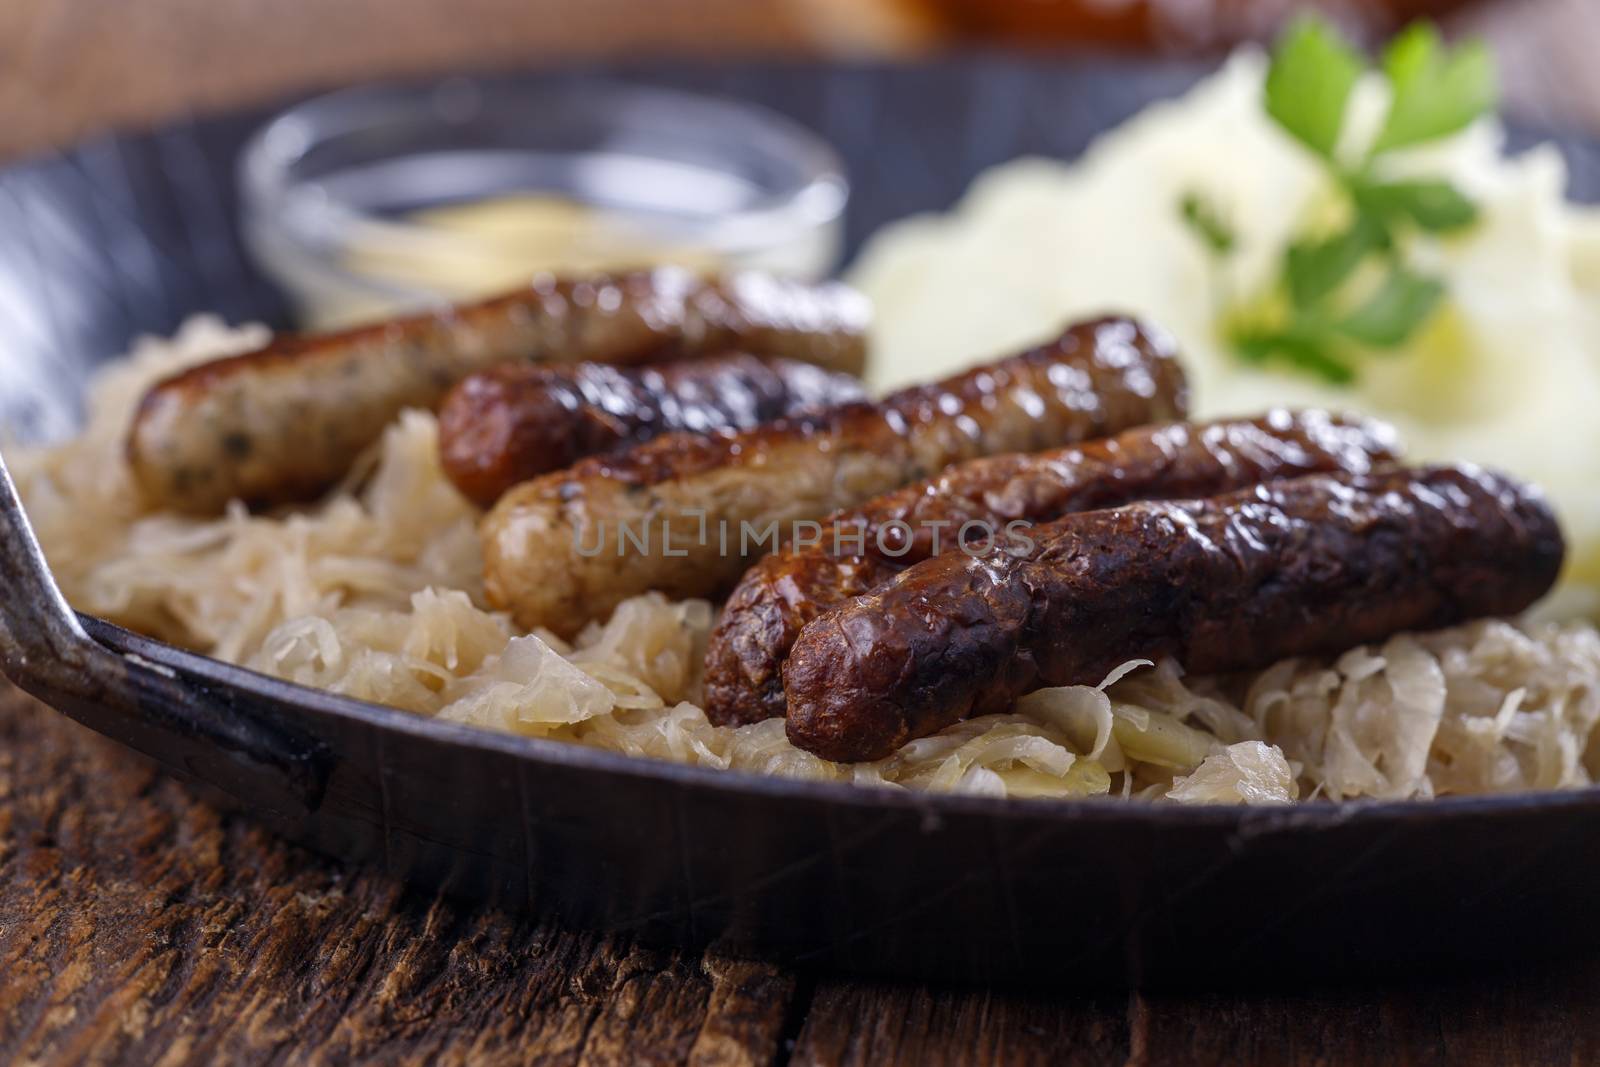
703, 409, 1403, 726
483, 316, 1189, 638
126, 268, 870, 514
438, 355, 866, 507
784, 465, 1565, 762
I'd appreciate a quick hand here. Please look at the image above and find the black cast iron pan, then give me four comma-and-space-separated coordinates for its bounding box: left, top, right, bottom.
3, 57, 1600, 988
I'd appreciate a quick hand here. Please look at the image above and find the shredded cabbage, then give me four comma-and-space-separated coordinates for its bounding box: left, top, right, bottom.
14, 317, 1600, 802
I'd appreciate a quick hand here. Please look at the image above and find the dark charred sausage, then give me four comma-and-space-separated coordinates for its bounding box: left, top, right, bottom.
438, 355, 866, 507
127, 268, 870, 514
783, 464, 1565, 762
703, 409, 1403, 726
483, 316, 1189, 637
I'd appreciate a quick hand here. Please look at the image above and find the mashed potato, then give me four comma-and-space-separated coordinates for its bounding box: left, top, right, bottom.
849, 53, 1600, 614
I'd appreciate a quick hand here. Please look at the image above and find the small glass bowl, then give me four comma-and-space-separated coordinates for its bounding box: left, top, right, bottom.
239, 78, 849, 329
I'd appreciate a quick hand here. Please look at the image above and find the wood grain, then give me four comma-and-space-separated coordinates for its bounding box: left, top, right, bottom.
5, 679, 1600, 1066
0, 0, 845, 163
5, 0, 1600, 164
0, 684, 799, 1066
790, 982, 1130, 1066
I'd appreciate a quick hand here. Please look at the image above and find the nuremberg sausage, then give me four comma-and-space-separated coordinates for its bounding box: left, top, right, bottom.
127, 268, 870, 514
704, 409, 1402, 726
483, 316, 1188, 637
783, 464, 1564, 762
438, 354, 865, 507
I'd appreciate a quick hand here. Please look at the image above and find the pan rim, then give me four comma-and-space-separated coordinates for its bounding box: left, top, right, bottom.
82, 612, 1600, 830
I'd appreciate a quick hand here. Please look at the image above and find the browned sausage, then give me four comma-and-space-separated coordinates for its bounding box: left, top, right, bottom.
483, 316, 1189, 638
703, 409, 1403, 726
783, 464, 1564, 762
438, 354, 866, 507
127, 268, 870, 514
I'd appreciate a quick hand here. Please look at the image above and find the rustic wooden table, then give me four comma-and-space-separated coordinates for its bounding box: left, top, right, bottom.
7, 683, 1600, 1064
7, 1, 1600, 1063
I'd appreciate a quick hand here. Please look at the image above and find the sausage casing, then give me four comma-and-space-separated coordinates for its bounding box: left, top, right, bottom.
483, 316, 1189, 637
703, 409, 1403, 726
127, 268, 870, 514
438, 354, 866, 507
783, 464, 1565, 762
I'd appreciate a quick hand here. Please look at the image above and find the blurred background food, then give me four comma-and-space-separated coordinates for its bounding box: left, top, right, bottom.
6, 0, 1589, 331
3, 0, 1598, 162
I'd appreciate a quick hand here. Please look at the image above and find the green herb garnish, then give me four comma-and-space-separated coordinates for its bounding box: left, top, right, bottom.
1179, 16, 1497, 384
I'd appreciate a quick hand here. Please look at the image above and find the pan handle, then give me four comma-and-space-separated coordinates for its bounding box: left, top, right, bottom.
0, 448, 100, 680
0, 448, 325, 818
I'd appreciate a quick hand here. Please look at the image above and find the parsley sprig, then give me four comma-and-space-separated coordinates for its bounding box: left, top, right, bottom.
1181, 17, 1497, 384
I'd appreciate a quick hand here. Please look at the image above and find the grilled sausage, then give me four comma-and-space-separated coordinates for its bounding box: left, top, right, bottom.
483, 316, 1189, 637
439, 355, 866, 507
703, 409, 1403, 726
127, 268, 870, 514
784, 464, 1564, 762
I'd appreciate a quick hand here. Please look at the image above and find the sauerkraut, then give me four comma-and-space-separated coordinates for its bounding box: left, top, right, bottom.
13, 317, 1600, 803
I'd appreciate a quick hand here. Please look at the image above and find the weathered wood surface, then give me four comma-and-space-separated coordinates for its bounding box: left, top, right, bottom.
4, 0, 1600, 163
3, 682, 1600, 1066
